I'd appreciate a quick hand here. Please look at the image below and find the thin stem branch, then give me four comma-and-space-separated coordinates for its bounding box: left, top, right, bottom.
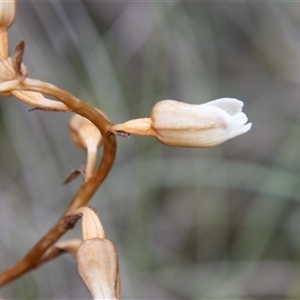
0, 78, 117, 286
36, 239, 82, 266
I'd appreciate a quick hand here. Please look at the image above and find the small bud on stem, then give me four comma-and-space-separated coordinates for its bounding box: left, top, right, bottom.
74, 207, 120, 300
76, 239, 120, 300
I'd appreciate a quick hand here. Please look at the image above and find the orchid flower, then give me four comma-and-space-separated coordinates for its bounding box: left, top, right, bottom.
112, 98, 252, 147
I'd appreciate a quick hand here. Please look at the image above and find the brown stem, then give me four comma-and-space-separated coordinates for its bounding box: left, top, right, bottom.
0, 78, 117, 286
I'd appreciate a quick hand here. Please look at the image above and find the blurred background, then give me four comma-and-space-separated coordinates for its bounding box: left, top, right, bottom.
0, 1, 300, 299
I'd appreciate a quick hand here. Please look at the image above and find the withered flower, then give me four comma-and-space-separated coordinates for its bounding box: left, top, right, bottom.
0, 23, 69, 111
77, 239, 119, 300
75, 207, 120, 300
69, 113, 104, 181
0, 0, 16, 30
0, 0, 16, 60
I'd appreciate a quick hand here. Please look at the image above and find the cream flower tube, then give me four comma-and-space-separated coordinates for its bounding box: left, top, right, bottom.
112, 98, 252, 148
151, 98, 252, 147
69, 113, 103, 181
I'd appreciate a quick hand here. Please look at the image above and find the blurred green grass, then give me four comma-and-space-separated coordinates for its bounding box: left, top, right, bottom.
1, 1, 300, 299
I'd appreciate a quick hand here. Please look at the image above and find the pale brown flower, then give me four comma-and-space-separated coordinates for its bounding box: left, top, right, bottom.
0, 0, 16, 29
0, 37, 69, 111
69, 113, 104, 181
74, 207, 120, 300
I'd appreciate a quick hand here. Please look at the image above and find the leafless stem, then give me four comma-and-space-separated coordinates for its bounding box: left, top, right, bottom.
0, 78, 117, 286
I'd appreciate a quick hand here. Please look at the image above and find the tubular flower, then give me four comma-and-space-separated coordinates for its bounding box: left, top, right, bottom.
68, 112, 104, 181
151, 98, 252, 147
76, 239, 119, 300
112, 98, 252, 148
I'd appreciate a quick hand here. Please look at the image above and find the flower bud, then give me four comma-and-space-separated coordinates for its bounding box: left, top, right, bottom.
112, 98, 251, 148
0, 0, 16, 29
150, 98, 252, 147
69, 113, 103, 150
76, 238, 120, 300
69, 112, 104, 180
75, 207, 120, 300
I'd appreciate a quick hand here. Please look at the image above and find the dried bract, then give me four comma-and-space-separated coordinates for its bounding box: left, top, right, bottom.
0, 41, 69, 111
74, 206, 105, 240
112, 117, 153, 137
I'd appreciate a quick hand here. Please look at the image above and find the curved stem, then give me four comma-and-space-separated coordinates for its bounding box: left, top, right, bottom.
0, 78, 117, 286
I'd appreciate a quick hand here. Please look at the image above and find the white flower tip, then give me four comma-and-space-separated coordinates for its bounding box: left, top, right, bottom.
204, 98, 251, 143
246, 122, 252, 131
228, 122, 252, 140
204, 97, 244, 115
150, 98, 252, 148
